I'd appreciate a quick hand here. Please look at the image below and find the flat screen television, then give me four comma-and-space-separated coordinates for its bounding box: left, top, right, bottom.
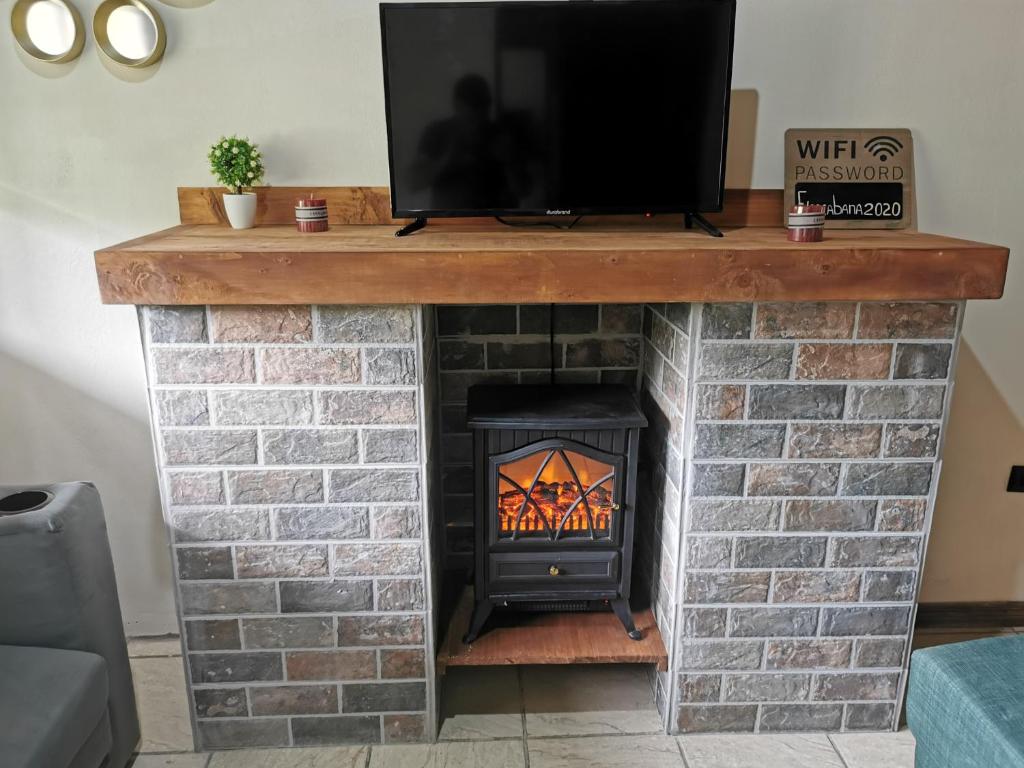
380, 0, 736, 221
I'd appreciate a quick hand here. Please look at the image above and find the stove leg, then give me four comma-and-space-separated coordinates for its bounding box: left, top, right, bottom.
611, 598, 642, 641
463, 599, 495, 644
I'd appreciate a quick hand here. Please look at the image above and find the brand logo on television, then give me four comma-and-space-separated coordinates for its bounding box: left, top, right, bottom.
546, 209, 572, 215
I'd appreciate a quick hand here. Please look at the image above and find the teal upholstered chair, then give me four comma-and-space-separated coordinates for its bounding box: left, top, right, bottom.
907, 635, 1024, 767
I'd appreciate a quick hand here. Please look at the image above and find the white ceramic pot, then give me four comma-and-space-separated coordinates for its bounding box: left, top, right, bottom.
223, 192, 257, 229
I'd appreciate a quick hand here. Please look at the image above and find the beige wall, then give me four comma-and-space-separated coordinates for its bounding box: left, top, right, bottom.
1, 0, 1021, 633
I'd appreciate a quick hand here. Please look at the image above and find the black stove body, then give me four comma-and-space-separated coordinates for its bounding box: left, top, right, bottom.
464, 385, 648, 643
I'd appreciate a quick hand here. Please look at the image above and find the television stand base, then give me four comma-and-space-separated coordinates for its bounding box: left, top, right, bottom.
395, 217, 427, 237
684, 212, 723, 238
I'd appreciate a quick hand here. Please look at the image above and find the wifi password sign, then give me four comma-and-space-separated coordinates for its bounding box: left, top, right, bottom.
865, 135, 904, 162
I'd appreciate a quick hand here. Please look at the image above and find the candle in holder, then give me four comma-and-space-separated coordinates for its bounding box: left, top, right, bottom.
787, 203, 826, 242
295, 196, 329, 233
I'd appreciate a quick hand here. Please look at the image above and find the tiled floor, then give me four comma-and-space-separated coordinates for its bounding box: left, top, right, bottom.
132, 628, 1020, 767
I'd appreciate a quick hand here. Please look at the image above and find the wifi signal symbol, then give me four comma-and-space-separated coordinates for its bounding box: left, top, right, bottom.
865, 135, 904, 162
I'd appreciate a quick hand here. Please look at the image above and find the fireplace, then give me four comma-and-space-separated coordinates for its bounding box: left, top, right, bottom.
463, 384, 648, 643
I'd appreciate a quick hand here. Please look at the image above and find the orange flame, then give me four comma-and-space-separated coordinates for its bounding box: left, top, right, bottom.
498, 480, 612, 535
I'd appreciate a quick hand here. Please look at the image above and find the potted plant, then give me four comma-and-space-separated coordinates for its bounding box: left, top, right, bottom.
208, 136, 264, 229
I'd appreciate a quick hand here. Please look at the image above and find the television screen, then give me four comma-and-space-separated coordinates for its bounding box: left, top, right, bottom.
380, 0, 736, 218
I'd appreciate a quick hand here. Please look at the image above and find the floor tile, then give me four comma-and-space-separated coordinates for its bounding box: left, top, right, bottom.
132, 756, 209, 768
439, 714, 524, 740
369, 740, 526, 768
830, 731, 916, 768
131, 656, 195, 753
525, 709, 663, 737
439, 666, 523, 740
208, 746, 369, 767
681, 734, 843, 768
527, 734, 683, 768
129, 635, 184, 658
521, 664, 655, 713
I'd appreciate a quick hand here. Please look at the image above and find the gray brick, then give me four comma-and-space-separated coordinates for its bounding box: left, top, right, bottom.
261, 347, 361, 385
812, 673, 900, 701
162, 429, 258, 466
180, 582, 277, 616
250, 685, 338, 716
755, 303, 856, 340
381, 649, 426, 679
692, 464, 746, 496
858, 302, 958, 339
436, 305, 516, 336
784, 500, 877, 532
685, 572, 770, 603
372, 506, 422, 539
748, 385, 845, 420
722, 673, 811, 702
176, 546, 233, 580
156, 390, 209, 426
227, 469, 323, 504
646, 309, 675, 360
747, 463, 840, 496
377, 579, 425, 611
820, 607, 911, 636
362, 429, 419, 463
687, 537, 732, 569
185, 619, 240, 651
766, 639, 852, 670
830, 536, 921, 568
689, 499, 782, 531
877, 499, 927, 532
334, 543, 422, 577
520, 304, 600, 334
565, 338, 642, 368
788, 424, 882, 459
772, 571, 861, 603
235, 544, 329, 578
190, 652, 283, 684
262, 429, 359, 465
759, 704, 843, 731
439, 371, 516, 401
665, 303, 692, 331
678, 674, 722, 703
734, 537, 827, 568
172, 509, 270, 542
439, 341, 484, 370
329, 468, 420, 503
149, 306, 207, 343
291, 715, 382, 746
280, 580, 374, 613
242, 617, 334, 649
696, 384, 746, 420
699, 344, 793, 380
845, 703, 896, 730
337, 615, 425, 646
194, 688, 247, 718
319, 390, 417, 425
318, 306, 416, 343
275, 506, 370, 540
167, 471, 224, 506
682, 609, 728, 638
343, 682, 426, 713
601, 304, 644, 334
894, 343, 952, 379
680, 640, 764, 670
728, 607, 819, 637
863, 570, 917, 601
854, 638, 905, 667
212, 390, 313, 426
694, 424, 786, 459
843, 462, 933, 496
198, 719, 289, 750
153, 348, 254, 385
486, 341, 559, 370
677, 705, 758, 733
366, 348, 417, 385
702, 304, 752, 339
884, 423, 940, 458
847, 385, 945, 420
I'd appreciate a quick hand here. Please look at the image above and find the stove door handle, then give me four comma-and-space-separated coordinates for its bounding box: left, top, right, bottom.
548, 565, 560, 576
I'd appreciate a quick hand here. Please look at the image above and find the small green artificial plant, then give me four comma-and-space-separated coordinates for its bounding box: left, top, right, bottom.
208, 136, 264, 194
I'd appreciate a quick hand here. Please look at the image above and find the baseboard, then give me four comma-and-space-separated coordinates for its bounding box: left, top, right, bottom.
916, 601, 1024, 630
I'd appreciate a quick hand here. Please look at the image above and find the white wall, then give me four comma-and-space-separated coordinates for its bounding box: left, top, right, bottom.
1, 1, 1021, 633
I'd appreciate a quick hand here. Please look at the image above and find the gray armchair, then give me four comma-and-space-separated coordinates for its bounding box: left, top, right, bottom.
0, 482, 141, 768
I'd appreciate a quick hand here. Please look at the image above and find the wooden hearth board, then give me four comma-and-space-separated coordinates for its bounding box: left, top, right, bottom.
437, 588, 669, 673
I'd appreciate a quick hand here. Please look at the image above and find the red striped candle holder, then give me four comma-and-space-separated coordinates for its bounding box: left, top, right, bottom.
295, 197, 329, 233
787, 203, 826, 242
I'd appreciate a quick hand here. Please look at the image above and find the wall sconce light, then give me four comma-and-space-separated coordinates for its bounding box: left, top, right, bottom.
10, 0, 86, 64
93, 0, 165, 68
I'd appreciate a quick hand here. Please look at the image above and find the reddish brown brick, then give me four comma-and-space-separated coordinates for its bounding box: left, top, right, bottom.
796, 344, 892, 380
696, 384, 745, 420
876, 498, 927, 532
210, 306, 312, 343
756, 303, 856, 339
249, 685, 338, 715
285, 650, 377, 681
383, 714, 426, 743
858, 302, 958, 339
380, 649, 426, 679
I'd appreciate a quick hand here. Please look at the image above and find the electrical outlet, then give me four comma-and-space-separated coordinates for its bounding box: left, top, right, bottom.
1008, 466, 1024, 493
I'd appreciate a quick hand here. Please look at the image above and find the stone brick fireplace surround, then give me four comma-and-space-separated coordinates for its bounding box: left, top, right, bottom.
140, 299, 960, 749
